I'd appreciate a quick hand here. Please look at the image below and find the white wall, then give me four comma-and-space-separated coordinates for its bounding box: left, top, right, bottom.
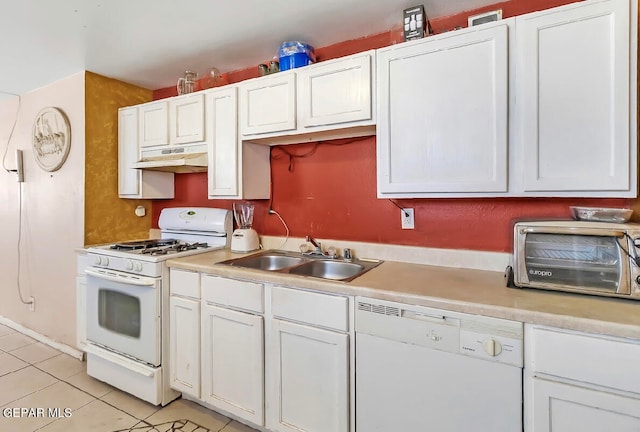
0, 72, 85, 347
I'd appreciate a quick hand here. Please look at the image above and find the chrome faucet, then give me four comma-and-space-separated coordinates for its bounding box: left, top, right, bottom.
305, 235, 323, 255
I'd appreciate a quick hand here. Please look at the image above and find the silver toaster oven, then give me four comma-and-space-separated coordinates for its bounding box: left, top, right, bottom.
509, 221, 640, 300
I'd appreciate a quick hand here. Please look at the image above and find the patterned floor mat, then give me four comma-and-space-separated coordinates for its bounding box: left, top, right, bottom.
113, 419, 210, 432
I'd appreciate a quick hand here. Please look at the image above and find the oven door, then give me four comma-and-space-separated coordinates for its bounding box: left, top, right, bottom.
515, 227, 631, 296
86, 267, 161, 366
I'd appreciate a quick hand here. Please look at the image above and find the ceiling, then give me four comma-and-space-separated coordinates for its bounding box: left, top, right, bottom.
0, 0, 498, 97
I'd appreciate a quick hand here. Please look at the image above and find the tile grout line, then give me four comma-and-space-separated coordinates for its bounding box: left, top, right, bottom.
0, 350, 32, 378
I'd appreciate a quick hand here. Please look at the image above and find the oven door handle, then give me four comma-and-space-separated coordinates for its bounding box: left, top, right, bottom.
85, 268, 158, 287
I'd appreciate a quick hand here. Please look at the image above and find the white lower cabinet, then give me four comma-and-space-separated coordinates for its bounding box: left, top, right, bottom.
267, 319, 349, 432
201, 303, 264, 426
530, 377, 640, 431
169, 296, 200, 398
525, 324, 640, 431
267, 285, 350, 432
169, 269, 201, 398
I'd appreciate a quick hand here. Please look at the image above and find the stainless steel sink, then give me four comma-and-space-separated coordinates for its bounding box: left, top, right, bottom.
218, 250, 382, 282
288, 260, 365, 280
225, 254, 306, 271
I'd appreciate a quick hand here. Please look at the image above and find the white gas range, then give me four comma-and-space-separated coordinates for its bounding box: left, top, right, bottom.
85, 207, 231, 406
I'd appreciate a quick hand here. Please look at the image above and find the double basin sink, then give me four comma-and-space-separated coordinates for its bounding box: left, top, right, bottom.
218, 250, 382, 282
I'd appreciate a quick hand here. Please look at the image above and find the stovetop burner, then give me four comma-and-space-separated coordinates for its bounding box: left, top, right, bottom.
110, 239, 180, 250
140, 242, 210, 256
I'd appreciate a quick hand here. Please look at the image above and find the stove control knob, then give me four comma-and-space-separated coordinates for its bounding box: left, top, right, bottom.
93, 256, 102, 266
125, 260, 134, 271
482, 338, 503, 357
133, 261, 143, 272
100, 256, 109, 266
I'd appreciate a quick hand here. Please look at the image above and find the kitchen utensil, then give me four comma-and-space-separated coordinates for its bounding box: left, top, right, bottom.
177, 71, 198, 95
569, 206, 633, 222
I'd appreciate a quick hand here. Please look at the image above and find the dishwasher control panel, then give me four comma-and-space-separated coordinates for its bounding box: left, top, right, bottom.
460, 330, 523, 367
355, 297, 524, 367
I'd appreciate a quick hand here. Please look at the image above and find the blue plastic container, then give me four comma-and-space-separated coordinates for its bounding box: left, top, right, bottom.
279, 52, 313, 71
278, 41, 315, 71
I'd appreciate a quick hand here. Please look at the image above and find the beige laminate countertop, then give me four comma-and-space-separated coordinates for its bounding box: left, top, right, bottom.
167, 250, 640, 340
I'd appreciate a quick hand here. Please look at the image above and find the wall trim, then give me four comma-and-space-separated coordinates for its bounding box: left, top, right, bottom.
0, 316, 84, 361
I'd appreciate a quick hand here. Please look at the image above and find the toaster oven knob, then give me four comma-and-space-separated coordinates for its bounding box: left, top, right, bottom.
482, 338, 503, 357
125, 259, 134, 271
635, 276, 640, 286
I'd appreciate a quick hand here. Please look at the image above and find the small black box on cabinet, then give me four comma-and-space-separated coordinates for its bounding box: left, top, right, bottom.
403, 5, 427, 41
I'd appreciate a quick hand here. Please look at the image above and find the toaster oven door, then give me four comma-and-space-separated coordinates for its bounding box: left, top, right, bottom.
516, 230, 631, 295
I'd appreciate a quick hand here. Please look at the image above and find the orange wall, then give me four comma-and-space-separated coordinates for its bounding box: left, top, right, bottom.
152, 0, 634, 253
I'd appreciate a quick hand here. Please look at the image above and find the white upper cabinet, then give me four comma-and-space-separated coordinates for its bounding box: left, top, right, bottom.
206, 86, 271, 200
239, 73, 297, 136
515, 0, 636, 196
377, 23, 509, 197
169, 93, 205, 145
138, 100, 169, 148
298, 51, 373, 127
239, 50, 376, 144
207, 87, 239, 197
118, 106, 174, 199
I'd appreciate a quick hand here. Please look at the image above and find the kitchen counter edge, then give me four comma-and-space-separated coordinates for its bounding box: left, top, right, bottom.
167, 250, 640, 340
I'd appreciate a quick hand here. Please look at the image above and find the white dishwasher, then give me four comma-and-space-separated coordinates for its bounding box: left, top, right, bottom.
355, 297, 523, 432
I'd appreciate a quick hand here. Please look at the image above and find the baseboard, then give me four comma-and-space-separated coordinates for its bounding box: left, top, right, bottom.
0, 316, 84, 361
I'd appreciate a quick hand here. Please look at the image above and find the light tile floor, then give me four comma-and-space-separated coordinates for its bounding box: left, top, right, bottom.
0, 324, 259, 432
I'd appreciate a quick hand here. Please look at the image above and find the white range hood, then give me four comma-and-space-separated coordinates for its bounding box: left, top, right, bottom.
132, 143, 208, 173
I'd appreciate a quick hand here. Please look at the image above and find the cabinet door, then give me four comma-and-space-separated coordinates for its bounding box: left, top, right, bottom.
201, 304, 264, 426
118, 107, 174, 199
529, 377, 640, 431
169, 93, 205, 145
268, 319, 348, 432
207, 87, 239, 197
139, 101, 168, 148
169, 296, 200, 398
118, 107, 142, 197
516, 0, 632, 194
298, 52, 372, 127
239, 73, 296, 136
377, 24, 508, 196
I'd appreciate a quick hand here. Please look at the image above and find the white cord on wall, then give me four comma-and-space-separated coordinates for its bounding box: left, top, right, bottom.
1, 93, 20, 173
269, 209, 290, 250
1, 92, 32, 306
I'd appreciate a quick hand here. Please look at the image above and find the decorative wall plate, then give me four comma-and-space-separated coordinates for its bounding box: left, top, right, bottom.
32, 107, 71, 172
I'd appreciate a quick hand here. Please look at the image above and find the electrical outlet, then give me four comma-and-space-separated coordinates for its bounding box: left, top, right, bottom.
28, 297, 35, 312
401, 208, 415, 229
